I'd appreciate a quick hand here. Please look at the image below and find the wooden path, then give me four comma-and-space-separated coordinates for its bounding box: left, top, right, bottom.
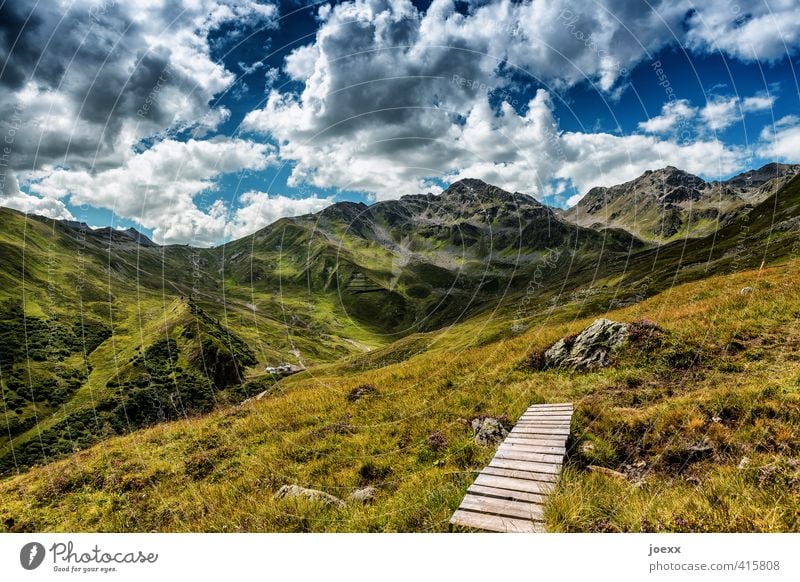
450, 403, 574, 532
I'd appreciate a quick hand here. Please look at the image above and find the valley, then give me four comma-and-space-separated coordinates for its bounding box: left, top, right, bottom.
0, 168, 799, 532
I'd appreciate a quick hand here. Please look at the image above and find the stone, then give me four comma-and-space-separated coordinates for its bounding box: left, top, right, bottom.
545, 318, 629, 371
274, 485, 345, 508
349, 487, 378, 504
739, 286, 754, 295
471, 417, 509, 446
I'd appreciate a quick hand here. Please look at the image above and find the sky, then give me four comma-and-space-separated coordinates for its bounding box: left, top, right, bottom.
0, 0, 799, 246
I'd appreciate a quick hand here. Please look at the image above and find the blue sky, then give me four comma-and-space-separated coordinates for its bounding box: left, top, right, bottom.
1, 0, 799, 245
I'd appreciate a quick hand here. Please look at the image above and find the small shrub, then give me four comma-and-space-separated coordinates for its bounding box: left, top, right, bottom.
347, 384, 378, 402
358, 461, 391, 485
427, 431, 447, 452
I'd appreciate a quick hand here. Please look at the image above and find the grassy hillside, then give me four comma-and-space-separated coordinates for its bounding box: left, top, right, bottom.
0, 258, 797, 532
1, 175, 799, 532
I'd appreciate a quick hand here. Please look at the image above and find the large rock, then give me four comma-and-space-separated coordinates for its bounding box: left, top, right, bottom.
471, 417, 509, 446
545, 318, 629, 371
274, 485, 345, 508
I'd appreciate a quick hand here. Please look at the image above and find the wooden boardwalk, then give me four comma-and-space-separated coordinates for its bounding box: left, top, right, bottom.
450, 403, 574, 533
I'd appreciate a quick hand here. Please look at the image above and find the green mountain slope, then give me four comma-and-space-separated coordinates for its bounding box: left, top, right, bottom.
1, 172, 799, 509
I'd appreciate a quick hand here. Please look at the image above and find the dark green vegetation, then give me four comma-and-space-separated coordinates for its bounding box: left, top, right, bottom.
0, 177, 643, 475
0, 168, 799, 532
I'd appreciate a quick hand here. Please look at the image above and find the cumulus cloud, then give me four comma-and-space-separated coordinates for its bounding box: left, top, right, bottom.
242, 0, 790, 207
685, 2, 800, 61
0, 0, 278, 174
225, 191, 335, 240
759, 116, 800, 162
638, 99, 696, 133
0, 191, 75, 221
4, 0, 798, 242
640, 93, 776, 135
25, 138, 278, 245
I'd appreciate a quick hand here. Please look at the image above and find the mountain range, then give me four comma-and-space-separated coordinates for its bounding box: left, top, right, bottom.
1, 163, 800, 532
562, 163, 800, 242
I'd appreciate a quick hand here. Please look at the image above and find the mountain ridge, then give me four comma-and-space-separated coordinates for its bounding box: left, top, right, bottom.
562, 163, 800, 242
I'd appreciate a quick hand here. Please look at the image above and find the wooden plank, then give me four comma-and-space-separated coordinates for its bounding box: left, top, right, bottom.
511, 427, 571, 435
450, 510, 542, 533
523, 409, 573, 414
459, 494, 545, 521
508, 432, 569, 440
489, 458, 561, 474
498, 442, 566, 455
482, 466, 559, 483
450, 402, 573, 533
504, 436, 566, 447
474, 473, 555, 494
467, 483, 548, 504
510, 431, 570, 439
514, 422, 571, 430
494, 449, 564, 464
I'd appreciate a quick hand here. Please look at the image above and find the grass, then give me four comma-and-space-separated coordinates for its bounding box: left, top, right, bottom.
1, 259, 798, 532
1, 176, 800, 531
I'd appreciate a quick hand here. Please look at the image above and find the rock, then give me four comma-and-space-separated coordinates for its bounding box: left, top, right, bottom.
471, 417, 509, 446
545, 318, 629, 371
274, 485, 345, 508
349, 486, 378, 504
739, 286, 754, 295
587, 465, 627, 480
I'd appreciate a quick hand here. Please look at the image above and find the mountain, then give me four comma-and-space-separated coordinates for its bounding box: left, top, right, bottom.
221, 178, 642, 334
1, 173, 799, 532
562, 163, 800, 242
0, 179, 642, 475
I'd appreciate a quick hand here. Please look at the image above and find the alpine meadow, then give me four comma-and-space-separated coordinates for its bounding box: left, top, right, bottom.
0, 0, 799, 538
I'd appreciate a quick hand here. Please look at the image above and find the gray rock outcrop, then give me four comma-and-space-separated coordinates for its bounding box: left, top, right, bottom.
274, 485, 345, 508
349, 487, 378, 504
471, 417, 509, 446
545, 318, 629, 371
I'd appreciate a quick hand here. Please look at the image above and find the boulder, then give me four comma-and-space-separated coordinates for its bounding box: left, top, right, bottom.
274, 485, 345, 508
349, 486, 378, 504
471, 417, 509, 446
545, 318, 629, 371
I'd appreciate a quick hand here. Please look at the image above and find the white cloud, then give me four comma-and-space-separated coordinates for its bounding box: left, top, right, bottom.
742, 94, 776, 112
685, 2, 800, 61
225, 191, 335, 240
242, 0, 787, 208
0, 191, 75, 221
558, 132, 744, 199
638, 99, 696, 133
25, 138, 278, 245
759, 116, 800, 162
0, 0, 278, 174
700, 97, 740, 131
